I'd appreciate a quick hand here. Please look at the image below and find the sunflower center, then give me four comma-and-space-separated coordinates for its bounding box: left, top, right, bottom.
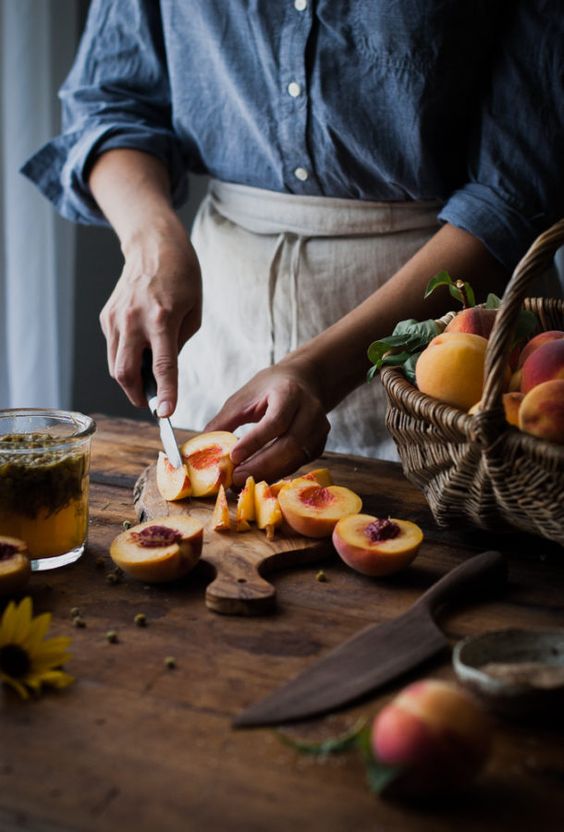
0, 644, 31, 678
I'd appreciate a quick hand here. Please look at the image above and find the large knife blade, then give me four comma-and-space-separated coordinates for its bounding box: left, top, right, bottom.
233, 549, 506, 728
141, 349, 183, 468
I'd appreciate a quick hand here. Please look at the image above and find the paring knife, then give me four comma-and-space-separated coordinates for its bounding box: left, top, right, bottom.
233, 549, 507, 728
141, 349, 183, 468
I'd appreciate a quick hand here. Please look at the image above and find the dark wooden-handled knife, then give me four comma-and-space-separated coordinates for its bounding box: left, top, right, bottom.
233, 549, 507, 728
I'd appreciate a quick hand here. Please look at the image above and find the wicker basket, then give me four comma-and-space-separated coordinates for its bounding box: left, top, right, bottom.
380, 219, 564, 546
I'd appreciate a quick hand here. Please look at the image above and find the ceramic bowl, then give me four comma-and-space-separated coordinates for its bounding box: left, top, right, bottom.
452, 628, 564, 717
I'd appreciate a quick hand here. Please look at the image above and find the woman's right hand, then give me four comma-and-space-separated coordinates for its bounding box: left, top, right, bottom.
89, 149, 202, 418
99, 219, 202, 416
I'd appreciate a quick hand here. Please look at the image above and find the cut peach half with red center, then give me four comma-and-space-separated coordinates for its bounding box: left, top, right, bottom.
0, 536, 31, 596
156, 451, 192, 501
180, 431, 238, 497
109, 516, 203, 583
332, 514, 423, 576
300, 468, 333, 487
278, 480, 362, 538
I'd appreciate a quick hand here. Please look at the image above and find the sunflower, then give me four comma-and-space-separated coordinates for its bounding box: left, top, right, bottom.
0, 597, 74, 700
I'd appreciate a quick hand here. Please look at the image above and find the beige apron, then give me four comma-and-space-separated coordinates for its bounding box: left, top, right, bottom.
174, 180, 441, 460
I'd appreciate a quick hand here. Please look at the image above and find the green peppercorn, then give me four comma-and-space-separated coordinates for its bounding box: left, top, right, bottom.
164, 656, 176, 669
134, 613, 147, 627
106, 630, 119, 644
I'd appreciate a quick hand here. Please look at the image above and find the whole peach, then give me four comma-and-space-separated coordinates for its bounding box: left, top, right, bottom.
520, 339, 564, 394
502, 392, 524, 428
444, 307, 498, 339
415, 332, 488, 410
519, 379, 564, 444
517, 330, 564, 369
371, 679, 492, 797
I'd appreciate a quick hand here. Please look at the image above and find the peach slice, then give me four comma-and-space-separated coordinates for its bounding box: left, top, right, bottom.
156, 451, 192, 501
254, 481, 283, 540
236, 475, 256, 531
0, 536, 31, 596
109, 516, 203, 583
332, 514, 423, 576
278, 480, 362, 538
180, 431, 238, 498
300, 468, 333, 487
211, 484, 231, 532
269, 478, 291, 497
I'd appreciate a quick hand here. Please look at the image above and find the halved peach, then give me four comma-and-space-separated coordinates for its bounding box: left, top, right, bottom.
278, 480, 362, 538
180, 431, 238, 497
254, 481, 283, 540
109, 516, 203, 583
0, 536, 31, 595
332, 514, 423, 576
236, 475, 255, 531
212, 484, 231, 532
156, 451, 192, 501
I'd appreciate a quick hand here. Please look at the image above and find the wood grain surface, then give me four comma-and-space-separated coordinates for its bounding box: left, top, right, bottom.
134, 463, 332, 615
1, 415, 563, 832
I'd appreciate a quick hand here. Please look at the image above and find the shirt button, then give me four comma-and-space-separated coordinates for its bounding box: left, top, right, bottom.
294, 167, 309, 182
294, 0, 307, 10
288, 81, 301, 98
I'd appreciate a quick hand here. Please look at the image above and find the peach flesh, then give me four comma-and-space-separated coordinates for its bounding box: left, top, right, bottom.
278, 482, 362, 538
187, 445, 224, 470
0, 536, 31, 595
110, 516, 203, 583
332, 515, 422, 577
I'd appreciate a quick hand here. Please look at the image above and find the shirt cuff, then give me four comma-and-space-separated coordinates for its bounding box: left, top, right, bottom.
20, 124, 188, 226
438, 183, 543, 272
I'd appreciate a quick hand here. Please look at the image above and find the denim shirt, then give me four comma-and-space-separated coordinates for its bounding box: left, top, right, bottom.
22, 0, 563, 270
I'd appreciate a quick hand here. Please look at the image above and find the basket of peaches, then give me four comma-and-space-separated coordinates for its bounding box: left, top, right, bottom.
373, 219, 564, 546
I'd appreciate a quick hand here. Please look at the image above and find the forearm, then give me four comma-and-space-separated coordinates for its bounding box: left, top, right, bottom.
88, 148, 185, 252
284, 223, 509, 411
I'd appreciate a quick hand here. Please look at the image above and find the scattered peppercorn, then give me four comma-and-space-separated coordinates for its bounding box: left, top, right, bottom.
316, 570, 328, 582
70, 607, 81, 618
106, 630, 119, 644
72, 616, 86, 628
164, 656, 176, 669
134, 613, 147, 627
94, 556, 106, 570
122, 520, 133, 530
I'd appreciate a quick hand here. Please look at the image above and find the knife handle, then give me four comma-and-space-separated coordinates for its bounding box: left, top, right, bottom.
416, 550, 507, 619
141, 348, 158, 403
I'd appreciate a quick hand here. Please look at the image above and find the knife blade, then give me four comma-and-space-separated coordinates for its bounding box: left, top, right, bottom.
233, 549, 507, 728
141, 349, 183, 469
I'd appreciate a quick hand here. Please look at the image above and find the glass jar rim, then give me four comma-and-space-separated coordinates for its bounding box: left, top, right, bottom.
0, 408, 96, 451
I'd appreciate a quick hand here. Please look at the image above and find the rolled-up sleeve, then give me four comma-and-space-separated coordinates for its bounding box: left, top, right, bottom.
438, 2, 564, 270
21, 0, 187, 225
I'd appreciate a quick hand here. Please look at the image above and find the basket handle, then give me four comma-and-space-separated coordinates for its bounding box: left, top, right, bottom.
481, 218, 564, 414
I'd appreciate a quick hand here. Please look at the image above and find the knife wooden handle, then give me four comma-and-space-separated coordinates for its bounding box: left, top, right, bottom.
416, 550, 507, 619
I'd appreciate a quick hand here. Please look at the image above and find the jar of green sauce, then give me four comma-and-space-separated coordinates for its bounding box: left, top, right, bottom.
0, 410, 96, 570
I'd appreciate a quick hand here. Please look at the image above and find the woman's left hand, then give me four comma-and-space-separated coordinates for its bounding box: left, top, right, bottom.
205, 359, 330, 486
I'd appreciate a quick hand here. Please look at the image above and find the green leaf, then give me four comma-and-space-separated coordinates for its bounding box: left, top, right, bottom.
275, 718, 367, 759
392, 318, 439, 341
514, 308, 538, 343
424, 271, 454, 299
448, 283, 465, 305
365, 758, 403, 795
485, 293, 502, 309
401, 352, 420, 383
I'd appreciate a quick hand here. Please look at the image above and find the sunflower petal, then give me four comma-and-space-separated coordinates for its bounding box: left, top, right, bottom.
0, 601, 19, 645
22, 612, 52, 653
13, 597, 33, 642
38, 670, 75, 690
0, 672, 30, 700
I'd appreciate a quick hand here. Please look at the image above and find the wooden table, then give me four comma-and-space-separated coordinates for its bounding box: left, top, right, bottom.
1, 415, 563, 832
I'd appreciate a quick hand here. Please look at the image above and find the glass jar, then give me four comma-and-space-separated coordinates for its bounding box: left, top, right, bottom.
0, 409, 96, 570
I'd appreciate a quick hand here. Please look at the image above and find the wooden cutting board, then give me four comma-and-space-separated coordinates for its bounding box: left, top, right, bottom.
133, 464, 333, 615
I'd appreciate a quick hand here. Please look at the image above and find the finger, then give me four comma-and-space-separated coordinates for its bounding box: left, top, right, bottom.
228, 389, 299, 466
113, 334, 147, 407
151, 331, 180, 417
99, 307, 119, 377
232, 404, 330, 486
